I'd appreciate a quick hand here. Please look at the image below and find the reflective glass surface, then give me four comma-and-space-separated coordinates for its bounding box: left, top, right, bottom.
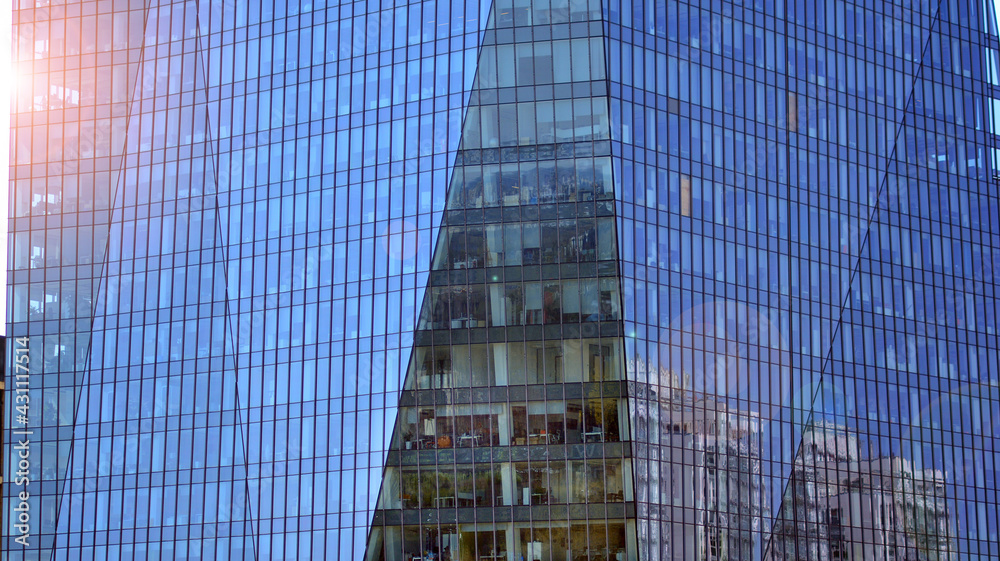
609, 0, 1000, 559
366, 2, 638, 559
5, 0, 1000, 560
5, 0, 490, 558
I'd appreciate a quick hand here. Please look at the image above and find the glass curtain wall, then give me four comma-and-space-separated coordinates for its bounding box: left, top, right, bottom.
606, 0, 1000, 560
5, 0, 489, 559
366, 1, 639, 560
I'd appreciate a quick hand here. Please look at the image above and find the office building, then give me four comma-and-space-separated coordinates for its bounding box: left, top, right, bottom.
365, 0, 1000, 560
5, 0, 1000, 560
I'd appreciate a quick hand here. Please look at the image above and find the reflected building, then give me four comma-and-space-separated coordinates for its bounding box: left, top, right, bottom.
769, 424, 955, 561
631, 362, 767, 561
6, 0, 1000, 559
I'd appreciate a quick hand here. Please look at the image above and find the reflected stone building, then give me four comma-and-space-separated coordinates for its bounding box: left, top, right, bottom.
769, 424, 955, 561
631, 362, 767, 561
6, 0, 1000, 559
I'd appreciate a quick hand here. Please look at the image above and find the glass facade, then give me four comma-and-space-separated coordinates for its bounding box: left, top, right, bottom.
4, 1, 1000, 561
609, 0, 1000, 560
4, 0, 491, 558
366, 2, 638, 560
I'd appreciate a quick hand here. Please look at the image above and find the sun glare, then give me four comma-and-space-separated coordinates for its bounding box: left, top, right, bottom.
1, 3, 10, 332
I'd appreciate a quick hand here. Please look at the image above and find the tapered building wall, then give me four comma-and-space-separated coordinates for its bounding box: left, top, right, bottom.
365, 1, 640, 559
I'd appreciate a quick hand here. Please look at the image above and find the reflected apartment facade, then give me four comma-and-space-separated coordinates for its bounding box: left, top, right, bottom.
5, 1, 1000, 561
769, 424, 955, 561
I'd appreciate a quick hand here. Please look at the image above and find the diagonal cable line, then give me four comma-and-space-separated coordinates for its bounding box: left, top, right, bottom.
762, 1, 946, 557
